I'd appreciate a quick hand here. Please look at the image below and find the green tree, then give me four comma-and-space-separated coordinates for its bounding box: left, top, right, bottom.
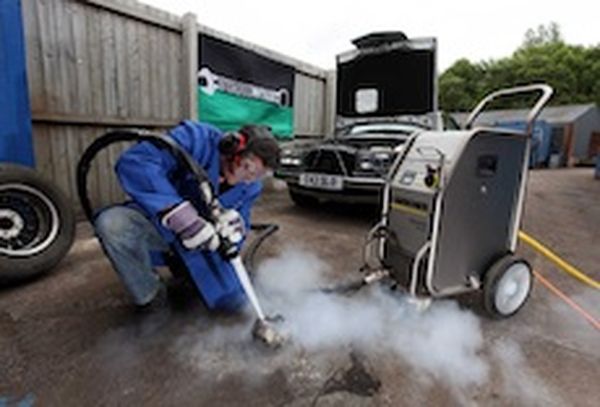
438, 59, 484, 111
439, 23, 600, 111
523, 22, 563, 47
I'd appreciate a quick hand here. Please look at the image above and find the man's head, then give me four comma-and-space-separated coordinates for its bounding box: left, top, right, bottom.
220, 124, 280, 184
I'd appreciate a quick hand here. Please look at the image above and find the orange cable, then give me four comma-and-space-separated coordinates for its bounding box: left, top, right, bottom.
533, 270, 600, 331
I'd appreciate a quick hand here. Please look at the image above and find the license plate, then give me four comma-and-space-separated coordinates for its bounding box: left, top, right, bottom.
299, 173, 343, 191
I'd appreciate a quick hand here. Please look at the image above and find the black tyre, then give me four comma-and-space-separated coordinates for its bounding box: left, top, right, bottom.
0, 163, 75, 284
483, 255, 533, 319
288, 188, 318, 207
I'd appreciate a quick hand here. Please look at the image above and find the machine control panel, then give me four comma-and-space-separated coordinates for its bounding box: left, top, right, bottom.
423, 165, 440, 188
399, 170, 417, 186
391, 131, 470, 194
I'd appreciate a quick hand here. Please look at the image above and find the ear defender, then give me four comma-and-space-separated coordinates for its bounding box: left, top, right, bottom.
219, 131, 248, 158
218, 132, 240, 155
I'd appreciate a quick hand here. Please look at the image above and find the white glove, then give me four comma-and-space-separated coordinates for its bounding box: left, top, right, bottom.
216, 209, 245, 245
161, 201, 220, 251
182, 222, 220, 251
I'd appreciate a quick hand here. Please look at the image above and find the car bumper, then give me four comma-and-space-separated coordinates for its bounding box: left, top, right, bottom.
276, 170, 385, 204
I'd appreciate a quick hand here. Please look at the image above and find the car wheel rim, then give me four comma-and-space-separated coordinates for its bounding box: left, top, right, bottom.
494, 262, 531, 315
0, 183, 60, 257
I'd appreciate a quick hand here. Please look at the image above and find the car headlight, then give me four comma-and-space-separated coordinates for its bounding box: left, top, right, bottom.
358, 160, 374, 170
373, 151, 392, 161
356, 151, 375, 171
356, 150, 396, 173
280, 156, 302, 166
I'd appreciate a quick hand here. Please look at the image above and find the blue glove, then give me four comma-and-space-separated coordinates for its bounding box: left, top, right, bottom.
161, 201, 220, 251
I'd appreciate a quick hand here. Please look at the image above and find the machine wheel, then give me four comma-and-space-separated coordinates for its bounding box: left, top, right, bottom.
288, 188, 318, 207
483, 255, 532, 318
0, 163, 75, 284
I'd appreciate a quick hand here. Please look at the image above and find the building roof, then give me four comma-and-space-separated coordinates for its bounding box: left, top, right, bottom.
451, 104, 597, 126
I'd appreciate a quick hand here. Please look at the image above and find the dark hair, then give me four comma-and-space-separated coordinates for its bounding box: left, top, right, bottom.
238, 125, 281, 169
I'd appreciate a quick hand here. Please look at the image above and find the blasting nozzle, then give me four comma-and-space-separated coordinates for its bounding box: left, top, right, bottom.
406, 296, 432, 312
252, 318, 286, 348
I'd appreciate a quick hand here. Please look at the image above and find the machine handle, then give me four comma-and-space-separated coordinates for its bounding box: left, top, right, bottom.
464, 84, 554, 136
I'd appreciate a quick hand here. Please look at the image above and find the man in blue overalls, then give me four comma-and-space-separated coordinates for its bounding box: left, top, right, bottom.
94, 121, 280, 311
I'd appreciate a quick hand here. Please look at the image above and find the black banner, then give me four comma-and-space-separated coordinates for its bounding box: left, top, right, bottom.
198, 35, 295, 137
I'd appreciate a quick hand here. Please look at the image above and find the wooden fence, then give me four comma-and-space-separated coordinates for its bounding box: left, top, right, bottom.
21, 0, 331, 214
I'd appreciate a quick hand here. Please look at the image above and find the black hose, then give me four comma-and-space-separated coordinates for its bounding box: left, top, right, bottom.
76, 129, 279, 270
243, 223, 280, 274
77, 129, 209, 223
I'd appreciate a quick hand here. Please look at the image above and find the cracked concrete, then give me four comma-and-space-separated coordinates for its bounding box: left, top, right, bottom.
0, 169, 598, 406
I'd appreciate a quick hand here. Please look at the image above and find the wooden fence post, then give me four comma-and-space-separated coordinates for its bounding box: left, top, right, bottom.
181, 12, 198, 121
324, 70, 337, 137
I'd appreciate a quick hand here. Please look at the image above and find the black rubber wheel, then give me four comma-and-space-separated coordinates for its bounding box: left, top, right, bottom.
0, 163, 75, 284
288, 188, 318, 207
483, 255, 533, 319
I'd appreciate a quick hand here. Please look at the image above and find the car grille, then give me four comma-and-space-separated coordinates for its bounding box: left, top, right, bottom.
339, 151, 356, 174
304, 150, 355, 175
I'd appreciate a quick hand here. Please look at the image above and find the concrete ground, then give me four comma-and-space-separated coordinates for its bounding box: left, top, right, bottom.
1, 168, 598, 406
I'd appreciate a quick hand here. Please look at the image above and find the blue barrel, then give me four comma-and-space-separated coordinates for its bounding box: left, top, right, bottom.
495, 120, 551, 168
0, 0, 34, 166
